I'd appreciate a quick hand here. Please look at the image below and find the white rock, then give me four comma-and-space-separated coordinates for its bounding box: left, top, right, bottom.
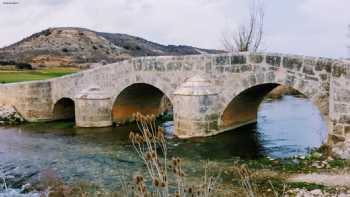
0, 105, 24, 125
310, 189, 322, 195
332, 141, 350, 159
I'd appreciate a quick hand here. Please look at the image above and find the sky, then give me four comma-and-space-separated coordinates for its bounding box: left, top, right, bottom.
0, 0, 349, 58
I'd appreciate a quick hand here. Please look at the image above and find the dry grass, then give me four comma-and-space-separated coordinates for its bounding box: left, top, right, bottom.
233, 165, 286, 197
122, 112, 220, 197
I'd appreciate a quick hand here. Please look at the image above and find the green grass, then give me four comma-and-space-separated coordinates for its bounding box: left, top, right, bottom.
0, 68, 78, 83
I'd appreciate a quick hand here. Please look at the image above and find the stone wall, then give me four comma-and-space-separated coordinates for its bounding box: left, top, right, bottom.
0, 81, 53, 121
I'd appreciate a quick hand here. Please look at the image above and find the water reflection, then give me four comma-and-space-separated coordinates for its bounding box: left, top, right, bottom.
168, 125, 264, 160
257, 95, 327, 158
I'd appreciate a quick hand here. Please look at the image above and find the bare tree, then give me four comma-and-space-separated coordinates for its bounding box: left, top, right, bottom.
347, 25, 350, 57
222, 0, 265, 52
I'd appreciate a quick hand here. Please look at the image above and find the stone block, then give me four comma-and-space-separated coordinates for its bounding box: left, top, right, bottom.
319, 73, 328, 81
283, 57, 303, 71
344, 126, 350, 136
265, 72, 276, 82
249, 54, 264, 64
215, 55, 230, 65
339, 115, 350, 124
333, 124, 345, 135
305, 75, 319, 82
208, 119, 219, 131
240, 65, 252, 72
285, 75, 296, 86
154, 61, 165, 71
183, 63, 194, 71
249, 74, 257, 85
133, 59, 142, 71
266, 55, 281, 66
334, 104, 347, 113
215, 65, 225, 73
256, 73, 265, 83
332, 63, 347, 78
225, 65, 240, 73
231, 55, 246, 64
302, 64, 315, 75
205, 62, 212, 73
316, 58, 333, 72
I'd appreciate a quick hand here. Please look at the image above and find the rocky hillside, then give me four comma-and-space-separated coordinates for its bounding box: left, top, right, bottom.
0, 27, 223, 68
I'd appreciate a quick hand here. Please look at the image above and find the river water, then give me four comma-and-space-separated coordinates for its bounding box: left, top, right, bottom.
0, 95, 327, 194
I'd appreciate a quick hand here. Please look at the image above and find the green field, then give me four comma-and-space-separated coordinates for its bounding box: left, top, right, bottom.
0, 68, 78, 84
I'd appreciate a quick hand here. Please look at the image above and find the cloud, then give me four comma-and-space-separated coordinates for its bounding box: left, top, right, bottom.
263, 0, 350, 58
0, 0, 348, 58
0, 0, 246, 48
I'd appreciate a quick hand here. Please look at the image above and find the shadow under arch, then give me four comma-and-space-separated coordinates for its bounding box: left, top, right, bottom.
52, 97, 75, 120
219, 83, 324, 132
112, 83, 173, 124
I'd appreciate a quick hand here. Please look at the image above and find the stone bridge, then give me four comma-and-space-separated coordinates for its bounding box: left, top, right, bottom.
1, 52, 350, 144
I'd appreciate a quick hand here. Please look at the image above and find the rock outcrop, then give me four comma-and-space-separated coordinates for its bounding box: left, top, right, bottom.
0, 105, 25, 125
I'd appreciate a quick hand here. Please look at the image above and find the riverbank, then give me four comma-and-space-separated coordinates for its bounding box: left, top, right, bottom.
1, 144, 349, 196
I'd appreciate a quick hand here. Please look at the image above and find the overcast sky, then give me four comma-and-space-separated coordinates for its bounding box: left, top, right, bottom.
0, 0, 349, 58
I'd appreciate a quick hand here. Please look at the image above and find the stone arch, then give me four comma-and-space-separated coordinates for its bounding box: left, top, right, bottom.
52, 97, 75, 120
112, 83, 173, 124
219, 65, 330, 124
219, 81, 329, 133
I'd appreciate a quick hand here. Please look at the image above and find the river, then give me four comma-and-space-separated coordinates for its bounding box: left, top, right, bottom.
0, 95, 327, 195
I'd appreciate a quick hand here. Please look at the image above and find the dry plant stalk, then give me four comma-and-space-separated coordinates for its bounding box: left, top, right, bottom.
234, 165, 285, 197
234, 165, 258, 197
126, 112, 219, 197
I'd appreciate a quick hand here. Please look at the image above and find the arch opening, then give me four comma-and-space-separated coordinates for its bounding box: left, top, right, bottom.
221, 83, 281, 131
220, 83, 328, 157
112, 83, 173, 124
53, 98, 75, 120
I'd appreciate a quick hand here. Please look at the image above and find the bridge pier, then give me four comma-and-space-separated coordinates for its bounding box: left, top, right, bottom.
75, 86, 112, 127
173, 75, 221, 138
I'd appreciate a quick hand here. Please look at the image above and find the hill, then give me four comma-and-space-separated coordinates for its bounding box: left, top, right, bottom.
0, 27, 223, 68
